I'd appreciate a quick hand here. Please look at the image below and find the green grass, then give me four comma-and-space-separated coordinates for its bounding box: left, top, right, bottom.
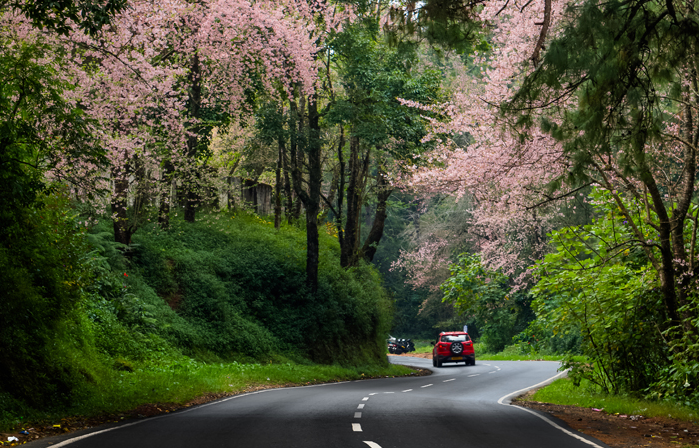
0, 359, 417, 431
530, 378, 699, 423
412, 340, 433, 354
474, 343, 576, 361
477, 353, 567, 361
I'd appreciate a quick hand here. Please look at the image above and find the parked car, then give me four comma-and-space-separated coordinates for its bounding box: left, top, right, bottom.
387, 336, 415, 354
432, 331, 475, 367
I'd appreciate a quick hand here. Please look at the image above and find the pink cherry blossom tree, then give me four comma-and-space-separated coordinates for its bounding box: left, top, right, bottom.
21, 0, 338, 243
392, 0, 570, 287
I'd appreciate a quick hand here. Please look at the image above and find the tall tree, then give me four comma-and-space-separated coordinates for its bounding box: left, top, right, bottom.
328, 16, 443, 267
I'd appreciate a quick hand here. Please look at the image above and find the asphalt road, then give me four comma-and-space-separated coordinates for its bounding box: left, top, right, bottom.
30, 357, 610, 448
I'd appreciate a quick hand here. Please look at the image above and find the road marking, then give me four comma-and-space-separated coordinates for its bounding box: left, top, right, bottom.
357, 404, 365, 409
363, 442, 382, 448
489, 371, 496, 374
483, 363, 491, 366
443, 379, 455, 382
384, 392, 394, 394
362, 397, 369, 401
468, 374, 479, 377
497, 370, 604, 448
421, 384, 433, 388
402, 389, 412, 392
354, 412, 362, 418
369, 393, 378, 396
352, 423, 362, 432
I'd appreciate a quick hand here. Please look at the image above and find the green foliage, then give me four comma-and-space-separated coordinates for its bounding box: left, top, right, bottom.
441, 253, 534, 352
0, 32, 105, 240
0, 191, 97, 408
127, 211, 392, 366
383, 0, 489, 56
2, 0, 127, 36
328, 20, 443, 158
507, 0, 696, 185
512, 317, 581, 356
531, 188, 669, 395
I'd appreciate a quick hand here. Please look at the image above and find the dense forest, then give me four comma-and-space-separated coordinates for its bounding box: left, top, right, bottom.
2, 0, 699, 423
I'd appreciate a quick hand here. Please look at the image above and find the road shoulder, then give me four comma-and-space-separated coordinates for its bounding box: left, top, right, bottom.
514, 393, 699, 448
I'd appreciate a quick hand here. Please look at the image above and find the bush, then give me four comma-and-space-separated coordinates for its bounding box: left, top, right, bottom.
128, 211, 391, 366
0, 192, 98, 408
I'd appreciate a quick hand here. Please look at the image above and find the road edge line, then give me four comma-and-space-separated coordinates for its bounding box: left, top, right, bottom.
43, 380, 354, 447
497, 371, 607, 448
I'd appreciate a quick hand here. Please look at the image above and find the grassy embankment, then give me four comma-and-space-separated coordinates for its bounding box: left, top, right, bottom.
530, 378, 699, 423
1, 361, 413, 432
0, 203, 415, 431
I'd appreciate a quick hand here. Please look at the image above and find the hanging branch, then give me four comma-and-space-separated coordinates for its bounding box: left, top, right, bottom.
530, 0, 551, 66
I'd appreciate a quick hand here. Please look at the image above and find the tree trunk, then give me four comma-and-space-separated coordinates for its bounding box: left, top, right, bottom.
288, 96, 302, 224
184, 52, 202, 223
341, 135, 360, 268
158, 159, 174, 228
281, 139, 293, 223
341, 135, 371, 268
293, 92, 306, 221
335, 125, 346, 250
305, 95, 322, 292
275, 137, 283, 229
289, 94, 322, 292
361, 167, 392, 263
671, 90, 698, 325
112, 164, 133, 245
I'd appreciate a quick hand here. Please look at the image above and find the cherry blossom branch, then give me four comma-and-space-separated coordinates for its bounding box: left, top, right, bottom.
524, 182, 591, 210
495, 0, 510, 16
71, 40, 156, 91
530, 0, 551, 65
518, 0, 536, 12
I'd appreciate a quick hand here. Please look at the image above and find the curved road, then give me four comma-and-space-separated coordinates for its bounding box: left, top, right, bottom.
30, 357, 610, 448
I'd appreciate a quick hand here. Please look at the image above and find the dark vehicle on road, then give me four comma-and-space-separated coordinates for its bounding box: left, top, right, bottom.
432, 331, 475, 367
387, 336, 415, 354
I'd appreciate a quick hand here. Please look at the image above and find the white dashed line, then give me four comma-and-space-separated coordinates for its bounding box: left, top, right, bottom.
468, 374, 480, 377
489, 371, 496, 374
362, 397, 369, 401
352, 423, 362, 432
384, 392, 394, 394
357, 404, 365, 409
421, 384, 433, 388
354, 412, 362, 418
443, 379, 455, 382
402, 389, 413, 392
363, 442, 382, 448
369, 393, 378, 396
483, 363, 491, 366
